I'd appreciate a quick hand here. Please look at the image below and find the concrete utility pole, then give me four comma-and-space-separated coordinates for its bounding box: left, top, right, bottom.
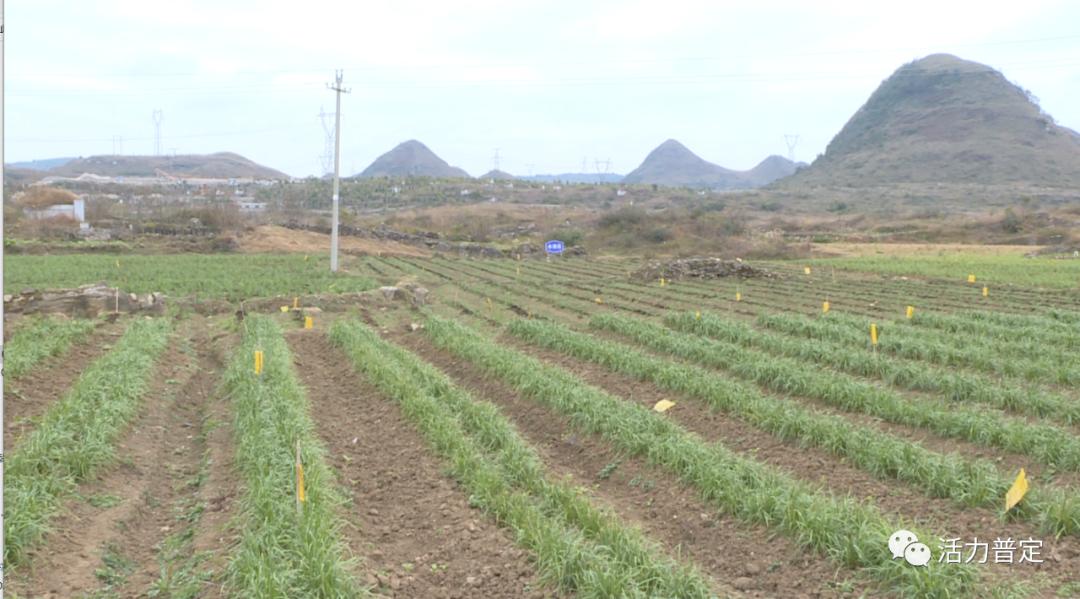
327, 70, 350, 272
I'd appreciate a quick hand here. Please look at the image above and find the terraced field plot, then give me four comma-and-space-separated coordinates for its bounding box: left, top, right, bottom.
4, 252, 1079, 598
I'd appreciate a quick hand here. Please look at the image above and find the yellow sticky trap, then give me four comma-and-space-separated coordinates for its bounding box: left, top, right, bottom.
304, 255, 310, 261
804, 266, 811, 275
1005, 468, 1028, 511
822, 301, 830, 314
906, 305, 914, 319
695, 310, 701, 320
870, 323, 878, 346
653, 399, 676, 413
280, 306, 290, 313
116, 259, 121, 269
659, 277, 666, 287
982, 286, 989, 297
595, 296, 604, 305
254, 350, 264, 375
297, 462, 306, 503
304, 316, 313, 329
293, 297, 299, 309
735, 291, 742, 302
967, 274, 976, 283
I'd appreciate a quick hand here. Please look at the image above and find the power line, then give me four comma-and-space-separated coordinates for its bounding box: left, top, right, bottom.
9, 124, 313, 143
20, 33, 1080, 79
11, 56, 1080, 97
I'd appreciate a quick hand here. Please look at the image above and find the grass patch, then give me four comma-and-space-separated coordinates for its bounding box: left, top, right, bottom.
4, 254, 376, 300
4, 316, 98, 379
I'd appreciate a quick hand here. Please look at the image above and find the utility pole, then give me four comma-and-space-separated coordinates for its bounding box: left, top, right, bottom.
327, 70, 350, 273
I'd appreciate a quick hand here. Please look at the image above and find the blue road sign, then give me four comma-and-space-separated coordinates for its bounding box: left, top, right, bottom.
545, 240, 565, 254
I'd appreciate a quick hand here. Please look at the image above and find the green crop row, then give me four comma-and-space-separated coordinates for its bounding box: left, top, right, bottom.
330, 319, 719, 598
665, 312, 1080, 425
4, 317, 172, 565
514, 315, 1080, 537
808, 254, 1080, 290
426, 315, 979, 598
4, 316, 98, 379
223, 316, 362, 598
4, 254, 376, 300
588, 313, 1080, 472
911, 311, 1080, 351
757, 312, 1080, 386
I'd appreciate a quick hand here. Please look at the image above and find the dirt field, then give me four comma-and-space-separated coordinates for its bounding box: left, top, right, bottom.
236, 225, 430, 257
6, 253, 1080, 598
810, 242, 1046, 257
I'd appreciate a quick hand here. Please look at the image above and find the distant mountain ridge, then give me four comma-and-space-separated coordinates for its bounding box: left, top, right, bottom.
44, 152, 287, 179
356, 140, 470, 178
522, 173, 624, 184
623, 139, 802, 188
779, 53, 1080, 188
7, 157, 77, 171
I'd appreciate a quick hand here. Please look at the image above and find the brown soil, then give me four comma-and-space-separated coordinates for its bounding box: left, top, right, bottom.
392, 330, 868, 598
285, 328, 553, 598
236, 225, 430, 258
6, 318, 238, 598
189, 325, 244, 598
500, 333, 1080, 593
4, 321, 121, 452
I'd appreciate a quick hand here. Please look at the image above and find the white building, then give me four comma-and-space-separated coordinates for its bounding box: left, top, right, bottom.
28, 197, 86, 222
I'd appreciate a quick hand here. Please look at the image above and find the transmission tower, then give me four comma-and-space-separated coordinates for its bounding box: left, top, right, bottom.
112, 136, 123, 156
152, 110, 164, 156
318, 106, 334, 176
784, 134, 799, 162
492, 148, 501, 172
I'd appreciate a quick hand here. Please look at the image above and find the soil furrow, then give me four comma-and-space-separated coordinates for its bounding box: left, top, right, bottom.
286, 327, 553, 599
392, 329, 871, 598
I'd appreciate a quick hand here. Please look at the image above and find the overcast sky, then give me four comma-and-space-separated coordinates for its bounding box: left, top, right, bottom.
6, 1, 1080, 177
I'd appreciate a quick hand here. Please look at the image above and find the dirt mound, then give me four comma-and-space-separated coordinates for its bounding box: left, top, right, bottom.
632, 257, 775, 281
235, 225, 429, 257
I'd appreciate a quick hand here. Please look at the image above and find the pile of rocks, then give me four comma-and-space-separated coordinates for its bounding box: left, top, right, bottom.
632, 257, 775, 281
4, 283, 166, 318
